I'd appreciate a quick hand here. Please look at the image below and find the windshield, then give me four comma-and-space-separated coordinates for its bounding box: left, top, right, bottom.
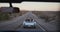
0, 1, 59, 31
25, 19, 33, 22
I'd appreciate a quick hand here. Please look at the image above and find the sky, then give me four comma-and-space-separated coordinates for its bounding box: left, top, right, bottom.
0, 1, 60, 11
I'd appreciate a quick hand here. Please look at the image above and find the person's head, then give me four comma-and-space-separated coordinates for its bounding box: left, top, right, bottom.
31, 19, 33, 21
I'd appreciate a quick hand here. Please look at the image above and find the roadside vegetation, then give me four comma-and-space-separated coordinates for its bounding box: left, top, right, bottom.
32, 11, 58, 22
0, 11, 28, 21
19, 11, 28, 16
0, 12, 10, 21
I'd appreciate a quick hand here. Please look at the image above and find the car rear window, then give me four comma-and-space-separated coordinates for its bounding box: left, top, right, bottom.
25, 19, 30, 21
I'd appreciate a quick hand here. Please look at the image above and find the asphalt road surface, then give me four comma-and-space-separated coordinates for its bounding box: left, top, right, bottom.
0, 11, 56, 32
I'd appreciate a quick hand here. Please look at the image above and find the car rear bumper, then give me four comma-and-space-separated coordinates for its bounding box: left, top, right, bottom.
23, 25, 36, 28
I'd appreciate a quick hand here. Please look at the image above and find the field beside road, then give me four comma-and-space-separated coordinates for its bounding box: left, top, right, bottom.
32, 11, 58, 17
0, 10, 28, 22
32, 11, 58, 22
19, 10, 29, 16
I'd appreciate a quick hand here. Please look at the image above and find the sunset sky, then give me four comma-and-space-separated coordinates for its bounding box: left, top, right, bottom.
0, 1, 60, 11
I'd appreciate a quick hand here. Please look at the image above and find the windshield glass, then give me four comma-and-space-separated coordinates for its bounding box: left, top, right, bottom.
0, 1, 59, 31
25, 19, 33, 22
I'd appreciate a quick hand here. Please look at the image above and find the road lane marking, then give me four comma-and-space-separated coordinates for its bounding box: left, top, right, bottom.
35, 20, 48, 32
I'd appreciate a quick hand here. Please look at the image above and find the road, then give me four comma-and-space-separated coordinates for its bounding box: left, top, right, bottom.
0, 11, 57, 32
